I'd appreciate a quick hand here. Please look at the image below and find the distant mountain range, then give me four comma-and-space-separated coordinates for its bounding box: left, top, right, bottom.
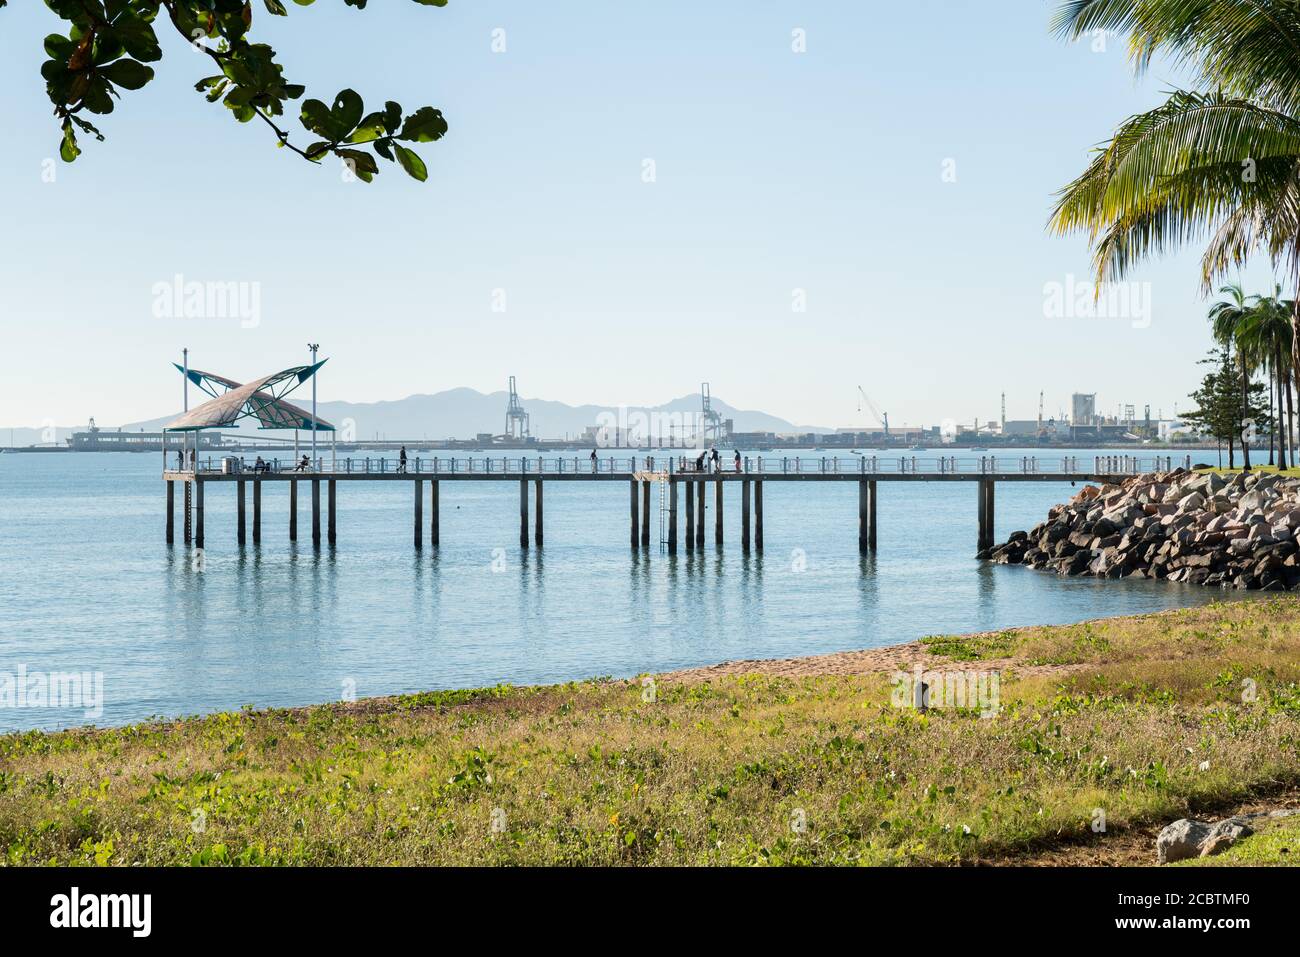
3, 389, 835, 446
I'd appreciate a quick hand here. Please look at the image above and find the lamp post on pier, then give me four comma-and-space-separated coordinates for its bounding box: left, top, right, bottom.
308, 342, 319, 471
182, 347, 189, 471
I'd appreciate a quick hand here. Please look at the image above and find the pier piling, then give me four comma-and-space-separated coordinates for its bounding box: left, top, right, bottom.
741, 479, 751, 552
519, 479, 529, 549
289, 480, 297, 541
327, 479, 335, 544
641, 481, 651, 547
311, 479, 321, 547
868, 480, 877, 551
630, 479, 639, 549
986, 481, 995, 549
715, 478, 724, 545
859, 480, 878, 553
755, 480, 763, 550
696, 481, 705, 547
253, 480, 262, 544
195, 480, 204, 548
166, 481, 174, 544
237, 479, 246, 545
534, 479, 543, 547
430, 480, 440, 546
858, 481, 868, 553
414, 479, 423, 549
685, 480, 695, 552
668, 480, 679, 554
977, 479, 995, 554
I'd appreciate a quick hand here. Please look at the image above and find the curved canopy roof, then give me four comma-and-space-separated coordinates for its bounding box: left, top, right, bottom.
164, 362, 335, 433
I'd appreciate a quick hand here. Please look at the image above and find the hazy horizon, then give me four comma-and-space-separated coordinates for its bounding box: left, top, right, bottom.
0, 383, 843, 443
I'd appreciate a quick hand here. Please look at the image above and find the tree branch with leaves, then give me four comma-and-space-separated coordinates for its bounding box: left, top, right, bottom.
14, 0, 448, 182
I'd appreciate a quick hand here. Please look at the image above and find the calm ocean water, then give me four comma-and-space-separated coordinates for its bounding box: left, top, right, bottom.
0, 447, 1243, 731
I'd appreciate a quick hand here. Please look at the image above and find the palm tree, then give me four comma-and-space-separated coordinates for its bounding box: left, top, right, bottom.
1243, 285, 1297, 468
1207, 282, 1256, 469
1049, 2, 1300, 398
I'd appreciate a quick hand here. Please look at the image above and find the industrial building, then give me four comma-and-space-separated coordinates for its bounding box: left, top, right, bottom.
1071, 393, 1097, 427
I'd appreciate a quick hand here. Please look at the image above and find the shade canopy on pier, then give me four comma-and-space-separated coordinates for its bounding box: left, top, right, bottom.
164, 362, 334, 433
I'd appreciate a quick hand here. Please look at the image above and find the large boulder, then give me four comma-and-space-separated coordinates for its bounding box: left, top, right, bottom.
1156, 817, 1253, 863
1239, 489, 1270, 511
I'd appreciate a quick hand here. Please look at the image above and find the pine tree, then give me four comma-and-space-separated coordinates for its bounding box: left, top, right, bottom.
1185, 346, 1271, 468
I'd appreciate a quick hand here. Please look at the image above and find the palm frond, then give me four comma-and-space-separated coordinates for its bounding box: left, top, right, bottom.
1052, 1, 1300, 115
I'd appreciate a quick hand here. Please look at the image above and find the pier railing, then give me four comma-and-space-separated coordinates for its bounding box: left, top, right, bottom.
183, 453, 1189, 477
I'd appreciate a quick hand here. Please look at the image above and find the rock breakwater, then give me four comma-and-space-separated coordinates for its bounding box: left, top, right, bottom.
986, 468, 1300, 590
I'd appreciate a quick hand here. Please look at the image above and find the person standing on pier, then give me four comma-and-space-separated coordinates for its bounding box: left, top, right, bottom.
398, 445, 408, 474
710, 447, 720, 473
695, 450, 706, 472
590, 449, 597, 473
734, 449, 742, 472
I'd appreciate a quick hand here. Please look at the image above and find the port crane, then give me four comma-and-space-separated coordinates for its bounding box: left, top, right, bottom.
504, 376, 530, 440
700, 382, 727, 444
856, 386, 889, 437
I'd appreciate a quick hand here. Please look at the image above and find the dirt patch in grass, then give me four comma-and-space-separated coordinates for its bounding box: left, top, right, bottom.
990, 785, 1300, 867
663, 634, 1089, 684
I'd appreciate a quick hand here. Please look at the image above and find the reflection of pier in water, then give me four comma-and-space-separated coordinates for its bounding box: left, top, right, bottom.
162, 453, 1183, 558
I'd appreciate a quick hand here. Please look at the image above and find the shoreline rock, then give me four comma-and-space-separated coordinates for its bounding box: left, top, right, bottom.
1155, 809, 1298, 863
987, 467, 1300, 591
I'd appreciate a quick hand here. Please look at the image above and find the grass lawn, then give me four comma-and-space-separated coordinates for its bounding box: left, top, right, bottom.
1192, 462, 1297, 475
2, 599, 1300, 866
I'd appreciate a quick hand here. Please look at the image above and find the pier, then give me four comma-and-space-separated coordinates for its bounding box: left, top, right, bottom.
163, 454, 1183, 556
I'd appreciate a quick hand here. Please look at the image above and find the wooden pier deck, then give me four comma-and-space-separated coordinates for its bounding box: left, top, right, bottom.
162, 454, 1185, 556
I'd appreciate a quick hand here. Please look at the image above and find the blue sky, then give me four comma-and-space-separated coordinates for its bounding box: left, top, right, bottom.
0, 1, 1282, 432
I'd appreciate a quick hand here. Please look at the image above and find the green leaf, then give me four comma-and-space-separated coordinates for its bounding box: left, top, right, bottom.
394, 143, 427, 181
345, 112, 387, 144
329, 89, 364, 137
338, 148, 378, 182
59, 122, 80, 163
300, 99, 334, 139
81, 77, 115, 114
383, 101, 402, 134
263, 0, 289, 14
107, 14, 161, 63
397, 106, 447, 143
101, 59, 153, 91
92, 37, 125, 67
44, 34, 74, 61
